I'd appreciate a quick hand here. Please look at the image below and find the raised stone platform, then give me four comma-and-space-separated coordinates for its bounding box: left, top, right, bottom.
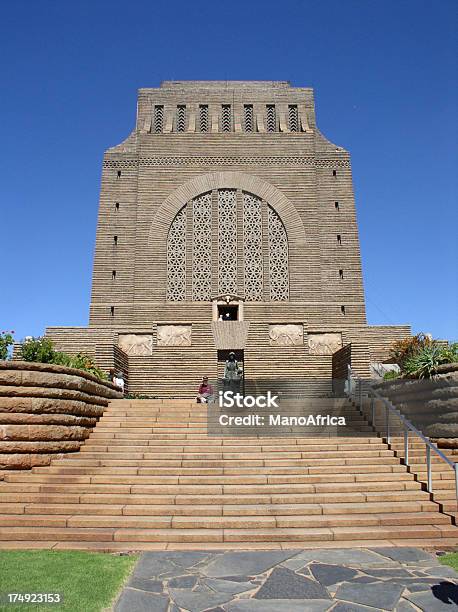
0, 361, 122, 469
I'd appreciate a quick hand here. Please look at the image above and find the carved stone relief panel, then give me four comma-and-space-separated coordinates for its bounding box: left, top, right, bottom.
269, 324, 303, 346
157, 325, 192, 347
308, 333, 342, 355
118, 334, 153, 356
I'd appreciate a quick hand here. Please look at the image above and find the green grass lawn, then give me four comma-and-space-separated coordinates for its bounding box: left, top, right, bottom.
0, 550, 138, 612
440, 552, 458, 572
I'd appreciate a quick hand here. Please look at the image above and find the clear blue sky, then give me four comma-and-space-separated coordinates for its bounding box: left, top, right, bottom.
1, 0, 457, 341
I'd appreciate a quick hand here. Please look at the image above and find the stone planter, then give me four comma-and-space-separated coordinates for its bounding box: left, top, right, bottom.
0, 361, 122, 470
374, 363, 458, 446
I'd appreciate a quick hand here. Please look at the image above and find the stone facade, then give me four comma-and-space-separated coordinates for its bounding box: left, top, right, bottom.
47, 81, 410, 396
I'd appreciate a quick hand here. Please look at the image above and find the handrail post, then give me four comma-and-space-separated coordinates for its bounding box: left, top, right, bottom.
426, 445, 432, 492
385, 405, 390, 445
371, 396, 375, 427
359, 379, 363, 410
404, 427, 409, 466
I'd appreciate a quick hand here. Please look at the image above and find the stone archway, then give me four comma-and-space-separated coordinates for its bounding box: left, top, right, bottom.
148, 171, 306, 248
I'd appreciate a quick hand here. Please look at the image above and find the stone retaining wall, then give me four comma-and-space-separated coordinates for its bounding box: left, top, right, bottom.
0, 361, 122, 470
374, 363, 458, 445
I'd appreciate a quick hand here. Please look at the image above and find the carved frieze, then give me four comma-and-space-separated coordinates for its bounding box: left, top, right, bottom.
118, 334, 153, 356
157, 325, 192, 347
269, 324, 303, 346
308, 333, 342, 355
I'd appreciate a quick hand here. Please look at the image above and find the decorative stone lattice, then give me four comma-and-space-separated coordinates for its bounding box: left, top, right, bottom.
192, 192, 212, 301
166, 205, 187, 301
166, 189, 289, 303
243, 192, 264, 301
104, 157, 351, 168
217, 189, 237, 295
308, 333, 342, 355
269, 324, 303, 346
268, 206, 289, 300
118, 334, 153, 356
157, 325, 192, 346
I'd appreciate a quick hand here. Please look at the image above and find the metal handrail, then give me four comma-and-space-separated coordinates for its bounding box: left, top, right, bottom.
347, 366, 458, 505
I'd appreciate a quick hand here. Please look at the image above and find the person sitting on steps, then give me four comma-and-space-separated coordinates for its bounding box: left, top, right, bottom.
196, 376, 213, 403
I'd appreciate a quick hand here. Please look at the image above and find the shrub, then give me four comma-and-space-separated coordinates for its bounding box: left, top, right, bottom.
0, 330, 15, 360
21, 336, 55, 363
389, 336, 458, 380
389, 333, 432, 371
20, 336, 106, 380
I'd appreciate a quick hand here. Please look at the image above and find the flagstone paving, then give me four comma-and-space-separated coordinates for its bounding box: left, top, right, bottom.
114, 547, 458, 611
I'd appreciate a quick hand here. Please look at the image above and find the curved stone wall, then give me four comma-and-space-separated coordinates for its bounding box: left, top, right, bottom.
375, 363, 458, 445
0, 361, 122, 470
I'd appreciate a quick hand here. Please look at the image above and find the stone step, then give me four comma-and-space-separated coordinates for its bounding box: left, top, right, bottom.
50, 454, 403, 465
83, 440, 389, 452
0, 489, 432, 506
0, 480, 423, 494
35, 464, 408, 476
1, 523, 454, 543
5, 472, 415, 486
0, 500, 439, 517
0, 511, 448, 530
78, 449, 396, 459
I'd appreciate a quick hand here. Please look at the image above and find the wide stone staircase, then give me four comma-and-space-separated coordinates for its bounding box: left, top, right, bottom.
0, 398, 457, 551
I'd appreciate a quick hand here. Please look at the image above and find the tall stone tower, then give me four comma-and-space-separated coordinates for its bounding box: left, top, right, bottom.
47, 81, 409, 395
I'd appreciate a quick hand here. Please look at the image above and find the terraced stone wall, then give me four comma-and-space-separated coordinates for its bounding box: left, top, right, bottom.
375, 364, 458, 446
0, 361, 122, 470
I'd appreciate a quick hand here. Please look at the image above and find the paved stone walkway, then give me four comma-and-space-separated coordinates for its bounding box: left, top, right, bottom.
114, 547, 458, 611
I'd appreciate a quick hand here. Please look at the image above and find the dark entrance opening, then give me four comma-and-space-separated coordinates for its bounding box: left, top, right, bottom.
217, 304, 239, 321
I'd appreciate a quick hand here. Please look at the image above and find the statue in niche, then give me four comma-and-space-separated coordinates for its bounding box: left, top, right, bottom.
223, 351, 243, 395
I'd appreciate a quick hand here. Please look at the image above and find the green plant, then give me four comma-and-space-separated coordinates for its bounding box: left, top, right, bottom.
389, 333, 432, 370
0, 330, 15, 360
21, 336, 55, 363
383, 370, 400, 380
20, 337, 107, 380
403, 343, 453, 379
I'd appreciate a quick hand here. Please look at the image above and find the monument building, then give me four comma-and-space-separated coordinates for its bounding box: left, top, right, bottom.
47, 81, 410, 396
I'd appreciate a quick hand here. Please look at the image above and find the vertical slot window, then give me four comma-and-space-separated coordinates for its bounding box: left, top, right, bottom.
199, 105, 209, 132
288, 105, 299, 132
176, 105, 187, 132
266, 105, 276, 132
153, 105, 164, 133
244, 105, 254, 132
221, 104, 232, 132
